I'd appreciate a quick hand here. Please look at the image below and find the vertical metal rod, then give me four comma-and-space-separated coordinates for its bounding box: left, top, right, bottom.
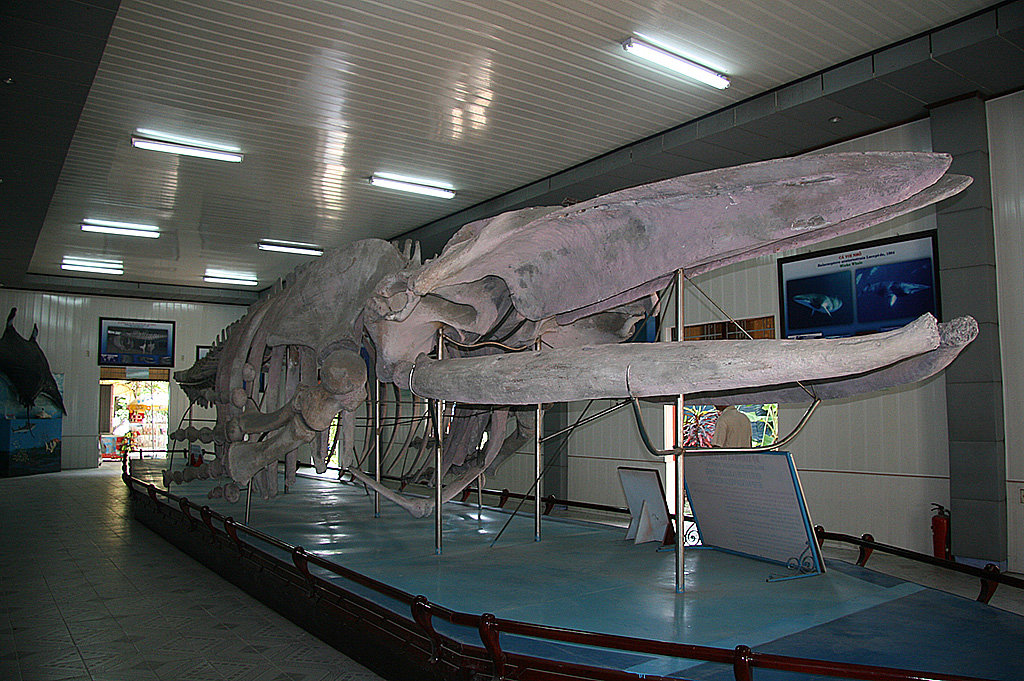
244, 483, 252, 525
434, 330, 445, 555
477, 475, 483, 519
373, 377, 381, 518
674, 268, 686, 594
535, 338, 543, 541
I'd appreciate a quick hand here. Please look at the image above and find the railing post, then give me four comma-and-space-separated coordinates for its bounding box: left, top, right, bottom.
732, 644, 754, 681
411, 596, 440, 664
857, 533, 874, 566
178, 497, 196, 529
292, 546, 314, 587
543, 494, 557, 516
479, 613, 506, 681
978, 563, 1001, 603
147, 483, 159, 502
200, 505, 217, 539
224, 517, 243, 552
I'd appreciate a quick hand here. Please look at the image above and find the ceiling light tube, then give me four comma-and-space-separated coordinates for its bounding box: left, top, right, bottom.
204, 269, 258, 286
132, 133, 243, 162
62, 257, 123, 275
82, 219, 160, 238
622, 37, 730, 89
258, 240, 324, 256
204, 276, 259, 286
370, 173, 455, 199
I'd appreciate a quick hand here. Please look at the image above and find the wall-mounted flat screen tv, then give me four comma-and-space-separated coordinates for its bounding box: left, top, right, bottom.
777, 231, 940, 339
98, 318, 176, 367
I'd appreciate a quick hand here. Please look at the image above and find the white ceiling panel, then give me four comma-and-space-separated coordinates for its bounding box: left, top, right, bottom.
10, 0, 1004, 296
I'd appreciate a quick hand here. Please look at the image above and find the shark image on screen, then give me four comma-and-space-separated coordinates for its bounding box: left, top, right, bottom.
785, 270, 855, 334
856, 258, 937, 328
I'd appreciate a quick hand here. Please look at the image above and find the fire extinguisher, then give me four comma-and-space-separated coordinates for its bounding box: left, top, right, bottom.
931, 503, 951, 560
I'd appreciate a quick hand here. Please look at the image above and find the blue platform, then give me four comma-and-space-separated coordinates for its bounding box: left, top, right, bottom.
132, 461, 1021, 680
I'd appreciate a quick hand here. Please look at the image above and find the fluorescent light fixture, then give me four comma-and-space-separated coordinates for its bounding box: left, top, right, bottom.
204, 276, 259, 286
369, 172, 455, 199
258, 239, 323, 256
132, 130, 243, 162
204, 269, 258, 286
61, 257, 123, 275
622, 37, 730, 89
81, 218, 160, 238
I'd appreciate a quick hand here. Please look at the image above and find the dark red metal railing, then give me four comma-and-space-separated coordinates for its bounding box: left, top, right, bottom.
814, 526, 1024, 605
123, 471, 997, 681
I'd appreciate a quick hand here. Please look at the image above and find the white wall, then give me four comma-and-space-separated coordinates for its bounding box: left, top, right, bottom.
988, 90, 1024, 572
0, 289, 245, 470
563, 399, 665, 508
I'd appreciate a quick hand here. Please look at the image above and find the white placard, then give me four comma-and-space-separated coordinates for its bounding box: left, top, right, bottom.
618, 467, 671, 545
685, 452, 822, 573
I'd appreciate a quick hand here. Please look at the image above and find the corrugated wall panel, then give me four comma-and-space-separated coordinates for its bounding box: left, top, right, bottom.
564, 398, 666, 508
987, 89, 1024, 572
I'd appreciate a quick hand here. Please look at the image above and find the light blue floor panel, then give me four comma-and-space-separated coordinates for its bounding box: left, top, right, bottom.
133, 461, 1021, 679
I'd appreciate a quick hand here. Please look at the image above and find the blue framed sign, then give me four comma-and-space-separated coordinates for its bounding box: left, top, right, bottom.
98, 318, 175, 367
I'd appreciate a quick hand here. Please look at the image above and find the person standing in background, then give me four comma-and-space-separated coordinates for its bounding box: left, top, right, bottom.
711, 405, 752, 448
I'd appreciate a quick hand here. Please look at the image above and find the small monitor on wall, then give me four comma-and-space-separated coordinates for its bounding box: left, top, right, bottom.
98, 318, 176, 367
777, 231, 941, 339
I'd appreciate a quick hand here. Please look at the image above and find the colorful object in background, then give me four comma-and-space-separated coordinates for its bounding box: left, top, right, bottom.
683, 404, 778, 448
744, 404, 779, 447
683, 405, 718, 447
0, 418, 61, 477
99, 435, 118, 460
117, 429, 137, 459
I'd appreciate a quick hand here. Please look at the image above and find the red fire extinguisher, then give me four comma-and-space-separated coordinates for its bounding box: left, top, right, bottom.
931, 503, 951, 560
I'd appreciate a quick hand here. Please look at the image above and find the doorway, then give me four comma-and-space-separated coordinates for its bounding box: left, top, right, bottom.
99, 379, 170, 459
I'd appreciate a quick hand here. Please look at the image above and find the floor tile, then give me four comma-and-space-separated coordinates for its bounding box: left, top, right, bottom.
0, 465, 384, 681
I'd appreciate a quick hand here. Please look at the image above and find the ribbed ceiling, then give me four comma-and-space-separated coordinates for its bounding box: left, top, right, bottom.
3, 0, 1011, 301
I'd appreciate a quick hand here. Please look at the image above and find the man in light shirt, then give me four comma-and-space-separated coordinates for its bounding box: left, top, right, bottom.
711, 405, 752, 448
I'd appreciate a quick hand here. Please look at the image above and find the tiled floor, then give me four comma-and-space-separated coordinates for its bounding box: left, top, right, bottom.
0, 463, 383, 681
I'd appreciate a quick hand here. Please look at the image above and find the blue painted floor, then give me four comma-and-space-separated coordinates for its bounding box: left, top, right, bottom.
134, 461, 1022, 680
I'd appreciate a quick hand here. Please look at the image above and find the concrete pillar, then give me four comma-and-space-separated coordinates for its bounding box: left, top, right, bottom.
930, 96, 1006, 563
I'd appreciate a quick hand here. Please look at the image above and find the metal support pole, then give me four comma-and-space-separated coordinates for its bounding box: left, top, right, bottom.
434, 330, 445, 555
477, 475, 483, 519
535, 352, 544, 541
244, 483, 252, 525
373, 377, 382, 518
674, 268, 685, 594
536, 337, 544, 540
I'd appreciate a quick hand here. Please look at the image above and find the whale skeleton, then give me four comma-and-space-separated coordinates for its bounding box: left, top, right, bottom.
168, 151, 975, 518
